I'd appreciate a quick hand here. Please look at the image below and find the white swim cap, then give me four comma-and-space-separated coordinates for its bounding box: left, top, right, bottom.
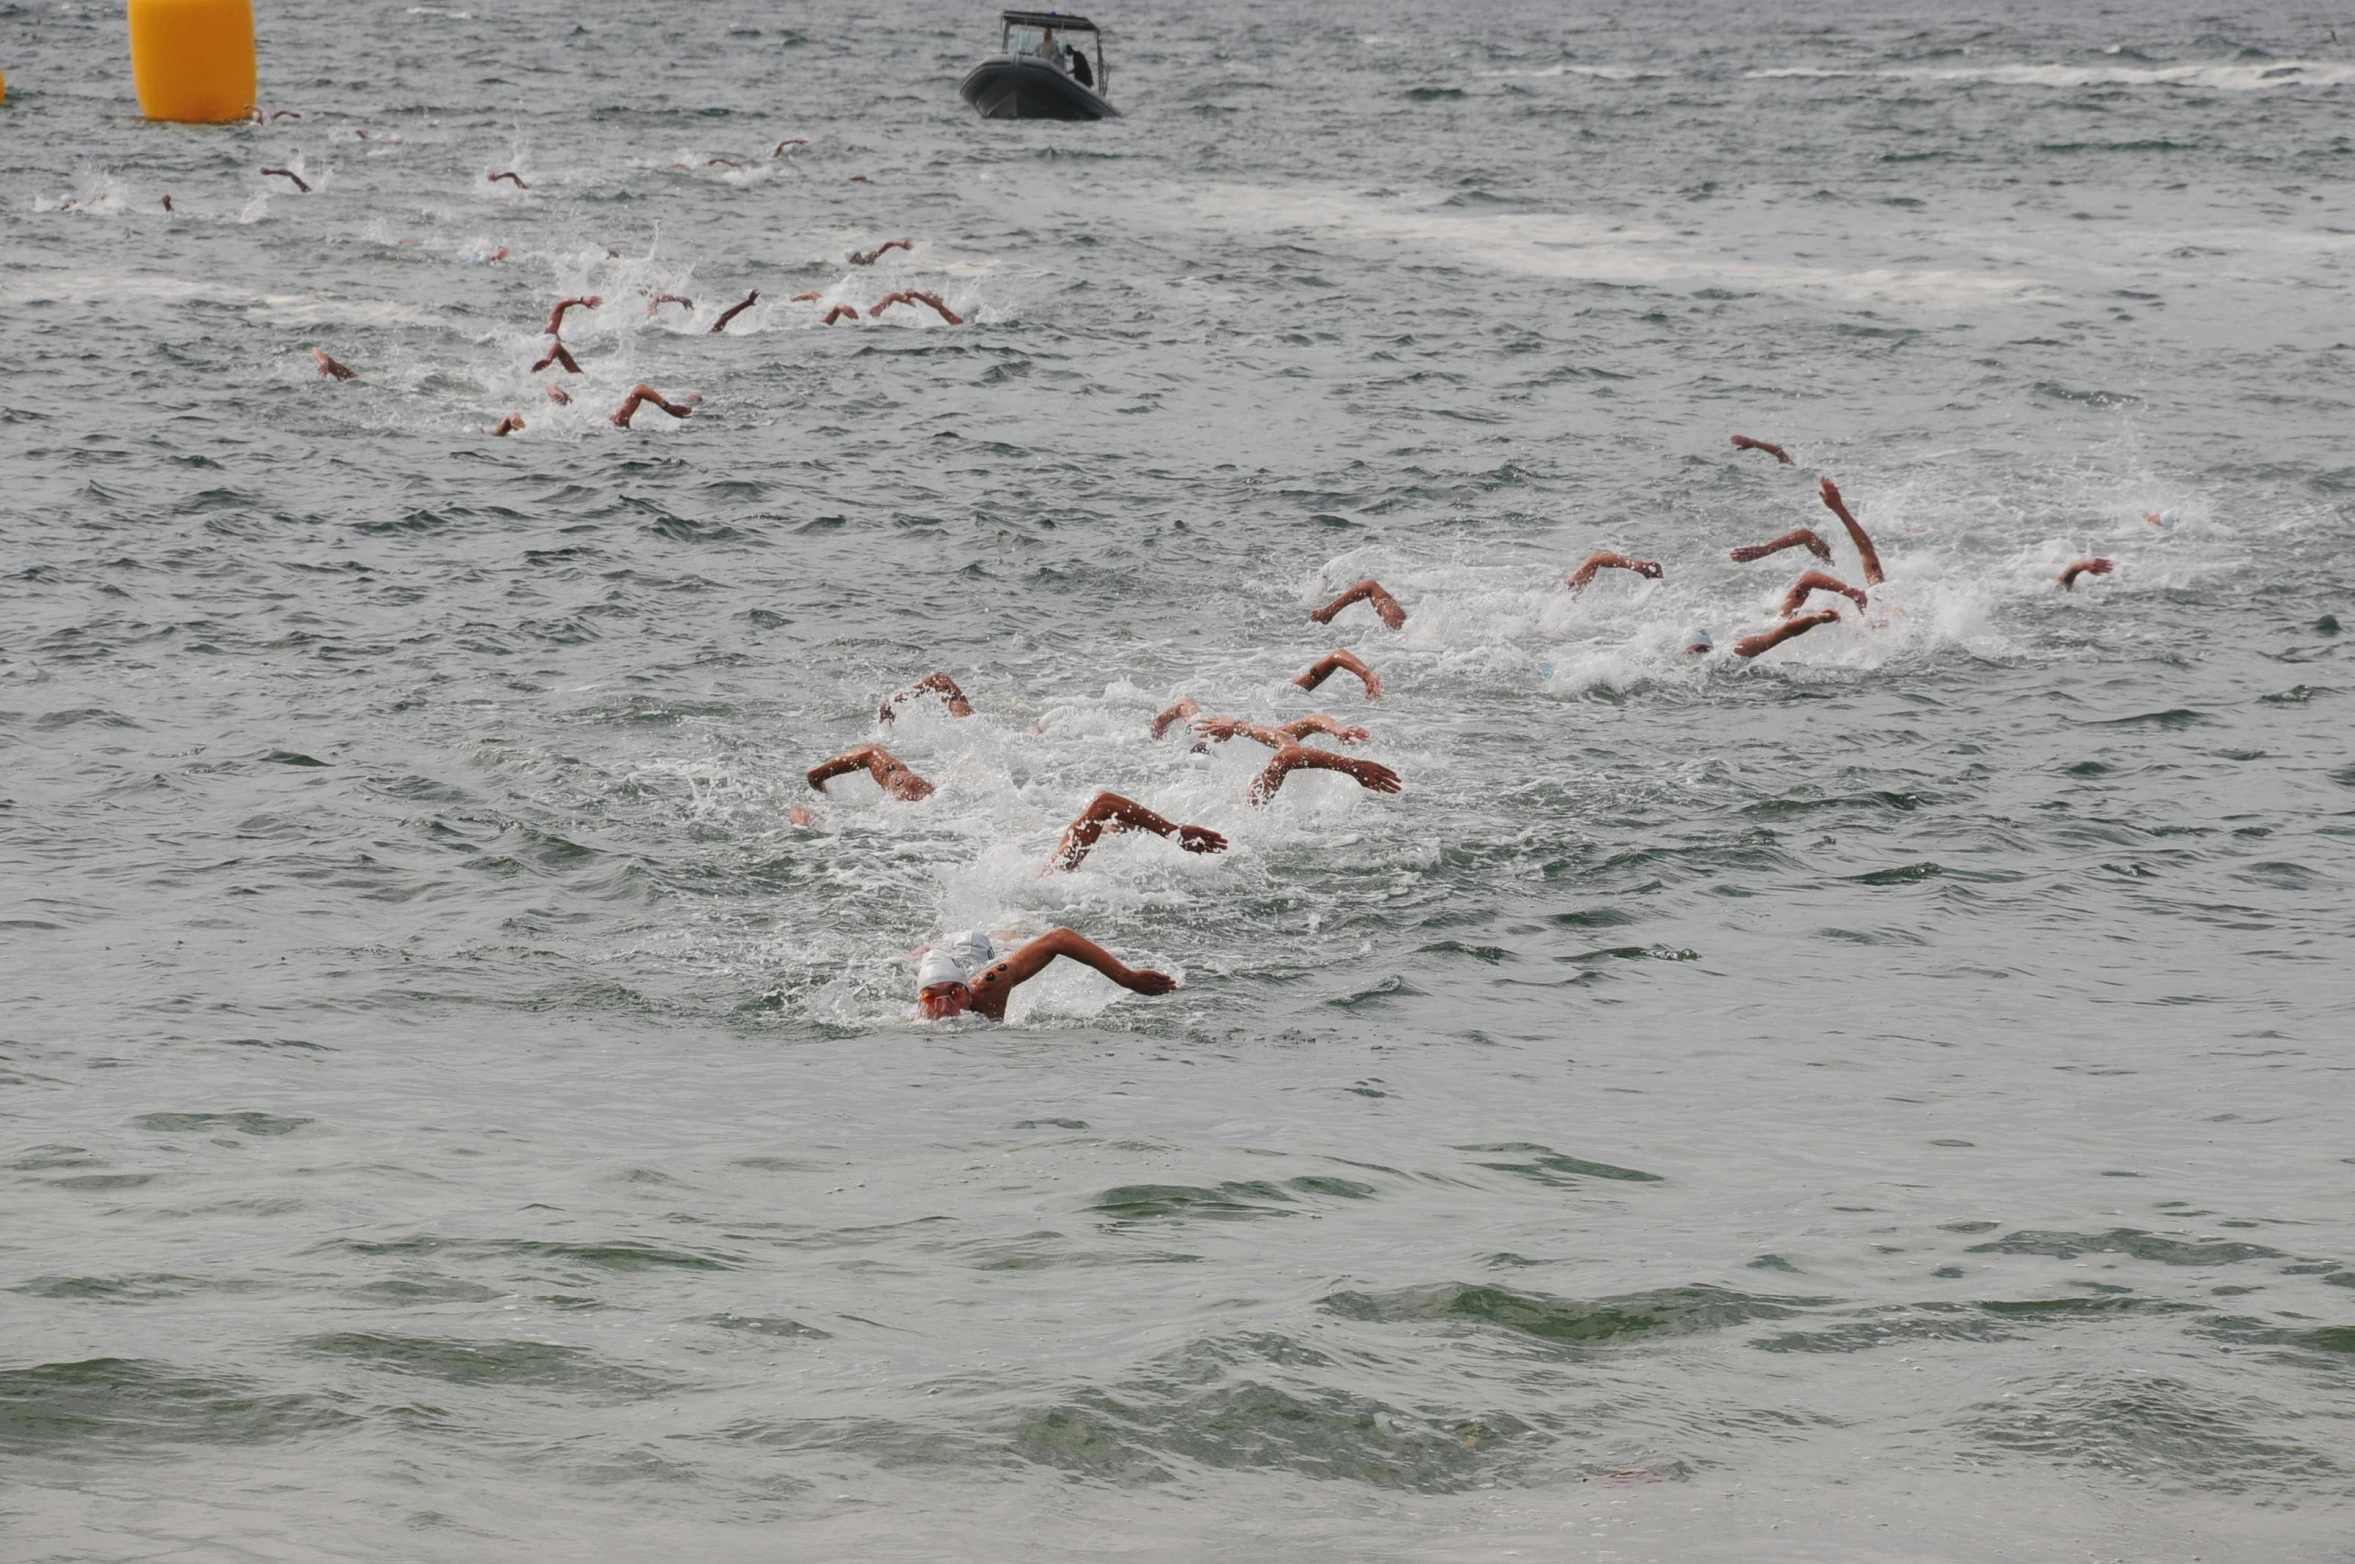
918, 930, 994, 990
916, 949, 967, 990
1681, 626, 1714, 654
943, 929, 994, 974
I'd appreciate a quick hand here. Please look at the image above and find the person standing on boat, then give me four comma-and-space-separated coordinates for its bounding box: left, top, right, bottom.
1032, 26, 1061, 63
1067, 43, 1094, 86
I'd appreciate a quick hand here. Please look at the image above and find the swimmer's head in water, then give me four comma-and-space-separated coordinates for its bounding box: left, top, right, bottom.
1681, 626, 1714, 655
916, 932, 994, 1019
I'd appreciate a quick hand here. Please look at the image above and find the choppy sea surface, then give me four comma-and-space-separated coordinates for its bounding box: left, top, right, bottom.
5, 0, 2354, 1557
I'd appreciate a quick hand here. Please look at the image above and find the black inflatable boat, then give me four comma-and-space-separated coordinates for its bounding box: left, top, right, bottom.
959, 10, 1118, 120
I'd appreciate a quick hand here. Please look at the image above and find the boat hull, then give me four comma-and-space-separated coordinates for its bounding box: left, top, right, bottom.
959, 56, 1117, 120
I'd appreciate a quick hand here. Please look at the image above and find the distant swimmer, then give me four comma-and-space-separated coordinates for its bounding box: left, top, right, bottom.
355, 129, 404, 144
1777, 568, 1867, 616
1309, 578, 1407, 629
269, 109, 301, 122
710, 290, 760, 334
850, 238, 913, 265
161, 193, 174, 213
1051, 791, 1228, 871
1248, 743, 1402, 804
871, 289, 963, 324
917, 927, 1175, 1021
543, 295, 601, 337
1294, 649, 1382, 700
648, 293, 695, 316
1729, 527, 1833, 564
531, 343, 582, 375
2057, 557, 2114, 591
2143, 510, 2175, 526
806, 742, 932, 800
1193, 714, 1369, 748
310, 347, 357, 381
260, 166, 311, 193
1682, 608, 1839, 660
1816, 476, 1886, 586
1567, 551, 1664, 592
489, 413, 526, 437
707, 157, 742, 170
771, 138, 808, 158
880, 670, 975, 722
1730, 434, 1793, 464
1151, 697, 1201, 739
545, 384, 572, 405
822, 304, 860, 325
790, 291, 823, 303
487, 170, 528, 189
611, 383, 698, 428
849, 174, 871, 183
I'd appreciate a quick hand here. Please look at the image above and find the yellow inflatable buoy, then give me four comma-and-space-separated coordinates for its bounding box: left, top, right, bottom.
128, 0, 255, 123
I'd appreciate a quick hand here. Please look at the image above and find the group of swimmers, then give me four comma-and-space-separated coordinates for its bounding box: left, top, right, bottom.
850, 435, 2133, 1022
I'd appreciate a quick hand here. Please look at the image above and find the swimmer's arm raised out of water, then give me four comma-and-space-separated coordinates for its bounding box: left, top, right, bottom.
1150, 698, 1200, 740
1730, 434, 1793, 464
1293, 649, 1381, 700
1729, 527, 1833, 564
1777, 569, 1867, 617
2057, 557, 2114, 590
966, 927, 1177, 1020
1248, 743, 1402, 804
1280, 713, 1369, 744
1816, 476, 1886, 586
879, 670, 975, 723
1192, 716, 1290, 749
310, 347, 356, 380
1566, 551, 1664, 592
1308, 578, 1407, 629
543, 295, 601, 338
1051, 791, 1228, 871
1733, 607, 1839, 660
805, 742, 934, 800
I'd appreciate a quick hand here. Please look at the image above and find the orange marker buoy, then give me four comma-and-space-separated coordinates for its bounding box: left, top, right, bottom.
128, 0, 256, 123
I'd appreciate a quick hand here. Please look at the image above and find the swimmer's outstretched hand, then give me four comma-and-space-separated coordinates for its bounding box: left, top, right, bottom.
1309, 578, 1407, 629
1729, 527, 1832, 564
1817, 476, 1886, 586
1178, 824, 1227, 855
1121, 968, 1178, 996
2057, 557, 2114, 591
1567, 551, 1664, 592
1293, 649, 1381, 701
1249, 744, 1402, 804
1777, 568, 1867, 617
1731, 434, 1793, 464
806, 743, 934, 800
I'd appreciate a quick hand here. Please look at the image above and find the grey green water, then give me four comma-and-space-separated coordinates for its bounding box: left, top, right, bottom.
4, 0, 2353, 1557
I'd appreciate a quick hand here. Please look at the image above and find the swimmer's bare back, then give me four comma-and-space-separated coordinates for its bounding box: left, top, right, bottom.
1734, 607, 1839, 659
806, 742, 933, 801
310, 347, 357, 381
1052, 791, 1227, 871
1294, 649, 1381, 700
1309, 578, 1407, 629
542, 295, 601, 338
1731, 434, 1793, 464
1729, 527, 1832, 564
1249, 743, 1402, 805
2057, 557, 2114, 591
710, 291, 759, 334
1566, 551, 1663, 593
965, 928, 1177, 1021
260, 166, 311, 193
879, 670, 975, 723
1777, 569, 1867, 617
1817, 476, 1886, 587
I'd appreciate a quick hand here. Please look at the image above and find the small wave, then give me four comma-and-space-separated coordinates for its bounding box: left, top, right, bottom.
1748, 60, 2355, 91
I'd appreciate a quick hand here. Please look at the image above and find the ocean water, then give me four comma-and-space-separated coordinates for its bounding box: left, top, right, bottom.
4, 0, 2353, 1557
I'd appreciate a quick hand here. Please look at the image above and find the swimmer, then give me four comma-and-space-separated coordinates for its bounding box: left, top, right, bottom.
822, 304, 860, 325
710, 290, 760, 334
2057, 557, 2114, 591
531, 343, 582, 375
771, 138, 807, 158
850, 238, 913, 266
1777, 568, 1867, 616
1193, 714, 1369, 748
1729, 527, 1833, 564
806, 742, 932, 801
649, 293, 695, 316
542, 295, 601, 338
161, 193, 173, 213
849, 174, 871, 184
1051, 792, 1228, 871
611, 383, 698, 428
1309, 578, 1407, 629
259, 166, 311, 193
1566, 551, 1663, 592
1816, 476, 1886, 586
1248, 744, 1402, 804
1294, 649, 1381, 700
1730, 434, 1793, 464
489, 413, 525, 437
269, 109, 301, 122
1731, 607, 1839, 659
545, 384, 571, 405
917, 928, 1175, 1021
790, 291, 823, 303
310, 347, 357, 381
487, 170, 528, 189
2143, 510, 2174, 526
707, 157, 742, 170
871, 289, 962, 324
1150, 697, 1201, 739
880, 670, 975, 722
